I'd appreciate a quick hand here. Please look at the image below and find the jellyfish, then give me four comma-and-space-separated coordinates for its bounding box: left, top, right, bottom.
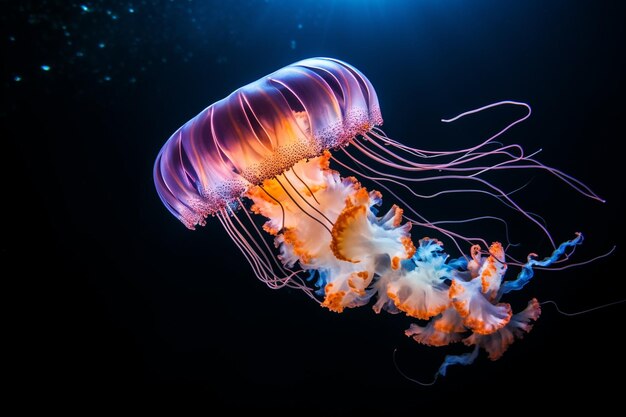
153, 57, 603, 379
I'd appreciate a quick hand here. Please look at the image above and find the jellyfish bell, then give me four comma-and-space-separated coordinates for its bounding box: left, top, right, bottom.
154, 57, 381, 228
154, 57, 603, 378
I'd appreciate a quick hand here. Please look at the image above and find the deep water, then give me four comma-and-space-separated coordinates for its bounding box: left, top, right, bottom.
3, 1, 625, 414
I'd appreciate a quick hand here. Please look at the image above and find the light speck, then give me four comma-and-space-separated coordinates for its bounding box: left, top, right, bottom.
41, 65, 51, 71
98, 42, 106, 48
290, 40, 296, 50
129, 7, 135, 13
129, 77, 136, 83
14, 75, 22, 82
104, 75, 111, 81
9, 36, 16, 42
80, 5, 90, 12
76, 51, 85, 57
297, 23, 303, 29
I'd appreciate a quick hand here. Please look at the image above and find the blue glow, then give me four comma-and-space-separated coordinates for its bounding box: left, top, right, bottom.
105, 10, 119, 20
41, 65, 51, 71
14, 75, 21, 82
80, 5, 90, 12
98, 42, 106, 48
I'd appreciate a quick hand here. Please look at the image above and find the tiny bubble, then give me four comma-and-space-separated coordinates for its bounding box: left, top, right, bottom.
290, 40, 296, 49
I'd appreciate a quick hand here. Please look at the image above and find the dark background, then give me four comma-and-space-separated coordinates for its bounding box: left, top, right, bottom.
3, 0, 624, 414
